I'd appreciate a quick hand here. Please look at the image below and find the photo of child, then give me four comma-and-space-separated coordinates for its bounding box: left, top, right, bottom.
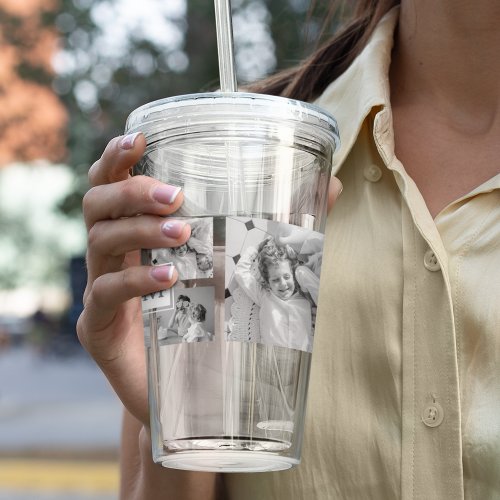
157, 294, 191, 340
225, 217, 323, 353
152, 217, 214, 280
277, 226, 323, 305
183, 304, 212, 343
154, 287, 215, 346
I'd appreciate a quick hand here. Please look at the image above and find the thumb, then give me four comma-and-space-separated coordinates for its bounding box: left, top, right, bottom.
327, 176, 343, 213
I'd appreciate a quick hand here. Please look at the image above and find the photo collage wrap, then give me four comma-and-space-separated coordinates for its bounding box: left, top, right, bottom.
225, 217, 323, 353
142, 217, 215, 346
142, 216, 324, 353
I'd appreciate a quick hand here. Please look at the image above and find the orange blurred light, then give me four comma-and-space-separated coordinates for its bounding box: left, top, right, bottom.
0, 0, 68, 165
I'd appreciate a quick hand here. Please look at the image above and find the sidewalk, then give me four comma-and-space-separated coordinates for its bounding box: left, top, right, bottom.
0, 346, 123, 499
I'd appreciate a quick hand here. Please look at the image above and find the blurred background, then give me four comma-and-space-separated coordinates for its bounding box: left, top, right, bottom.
0, 0, 341, 497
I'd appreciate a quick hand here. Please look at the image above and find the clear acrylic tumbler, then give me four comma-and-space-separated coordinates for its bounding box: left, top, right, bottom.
125, 92, 340, 472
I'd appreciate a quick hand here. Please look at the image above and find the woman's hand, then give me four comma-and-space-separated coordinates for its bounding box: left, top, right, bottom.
77, 132, 191, 425
76, 135, 340, 499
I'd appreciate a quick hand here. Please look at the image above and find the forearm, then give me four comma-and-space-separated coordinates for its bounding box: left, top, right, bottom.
120, 409, 220, 500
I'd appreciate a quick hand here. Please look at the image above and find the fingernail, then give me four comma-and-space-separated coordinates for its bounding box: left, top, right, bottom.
151, 264, 175, 282
120, 132, 141, 150
152, 185, 182, 205
161, 220, 186, 238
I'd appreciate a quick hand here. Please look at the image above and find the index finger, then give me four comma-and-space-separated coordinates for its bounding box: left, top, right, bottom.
88, 133, 147, 187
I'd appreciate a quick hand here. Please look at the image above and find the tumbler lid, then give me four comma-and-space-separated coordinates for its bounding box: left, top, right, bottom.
126, 92, 340, 152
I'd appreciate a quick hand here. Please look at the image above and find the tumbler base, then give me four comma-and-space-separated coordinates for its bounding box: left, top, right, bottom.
161, 450, 297, 472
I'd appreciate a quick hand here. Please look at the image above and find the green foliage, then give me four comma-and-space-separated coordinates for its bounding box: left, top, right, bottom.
0, 165, 86, 289
55, 0, 338, 215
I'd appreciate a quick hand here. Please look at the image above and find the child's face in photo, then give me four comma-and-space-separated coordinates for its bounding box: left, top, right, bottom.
174, 244, 188, 257
188, 306, 197, 324
196, 253, 212, 271
176, 299, 190, 311
267, 261, 295, 300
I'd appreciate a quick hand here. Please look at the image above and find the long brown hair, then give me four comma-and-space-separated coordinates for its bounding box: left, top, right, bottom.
251, 0, 399, 101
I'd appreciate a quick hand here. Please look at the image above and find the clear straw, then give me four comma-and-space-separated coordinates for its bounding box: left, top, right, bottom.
214, 0, 238, 92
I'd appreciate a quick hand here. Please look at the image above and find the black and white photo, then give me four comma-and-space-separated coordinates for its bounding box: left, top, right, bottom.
152, 217, 214, 280
153, 286, 215, 346
225, 217, 324, 353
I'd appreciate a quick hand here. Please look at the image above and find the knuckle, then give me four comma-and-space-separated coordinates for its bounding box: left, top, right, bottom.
88, 137, 123, 186
82, 186, 97, 218
89, 275, 109, 309
134, 219, 153, 242
113, 177, 152, 217
118, 179, 139, 204
125, 215, 154, 247
87, 221, 106, 252
131, 176, 155, 203
76, 313, 88, 348
139, 176, 156, 203
121, 266, 140, 294
88, 160, 99, 186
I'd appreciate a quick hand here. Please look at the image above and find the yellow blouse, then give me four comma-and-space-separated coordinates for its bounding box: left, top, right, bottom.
225, 8, 500, 500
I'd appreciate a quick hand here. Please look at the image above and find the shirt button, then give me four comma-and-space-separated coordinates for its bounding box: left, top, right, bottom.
422, 402, 444, 427
363, 164, 382, 182
423, 249, 440, 272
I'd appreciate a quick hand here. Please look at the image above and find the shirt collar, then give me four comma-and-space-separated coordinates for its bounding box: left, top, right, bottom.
314, 7, 398, 173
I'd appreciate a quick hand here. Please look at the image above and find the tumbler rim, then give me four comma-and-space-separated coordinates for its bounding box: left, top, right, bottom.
125, 91, 340, 151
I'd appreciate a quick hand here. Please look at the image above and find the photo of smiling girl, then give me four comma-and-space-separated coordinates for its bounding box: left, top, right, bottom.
234, 235, 315, 353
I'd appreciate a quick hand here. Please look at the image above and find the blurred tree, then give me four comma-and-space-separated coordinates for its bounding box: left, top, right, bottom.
0, 0, 67, 165
54, 0, 343, 215
0, 164, 86, 290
